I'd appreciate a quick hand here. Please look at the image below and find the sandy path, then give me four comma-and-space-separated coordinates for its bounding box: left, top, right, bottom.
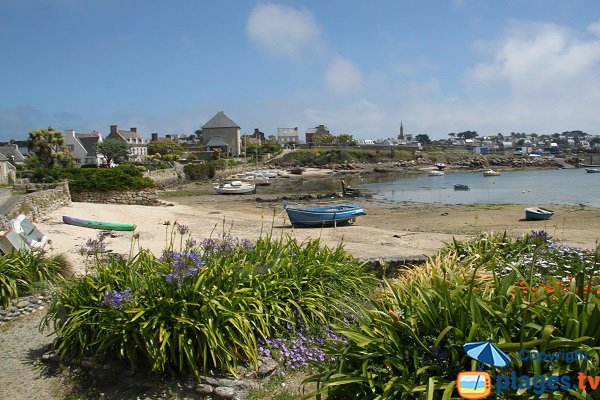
0, 313, 65, 400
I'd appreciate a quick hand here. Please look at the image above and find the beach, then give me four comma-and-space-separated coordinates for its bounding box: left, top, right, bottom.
36, 192, 600, 275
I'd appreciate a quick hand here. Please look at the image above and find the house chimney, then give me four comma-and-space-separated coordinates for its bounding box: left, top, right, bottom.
130, 127, 137, 133
151, 133, 159, 141
254, 128, 260, 137
110, 125, 117, 134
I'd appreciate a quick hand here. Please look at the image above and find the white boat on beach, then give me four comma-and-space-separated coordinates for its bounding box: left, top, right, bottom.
428, 170, 445, 176
260, 170, 278, 178
242, 175, 271, 186
213, 181, 256, 194
483, 169, 501, 177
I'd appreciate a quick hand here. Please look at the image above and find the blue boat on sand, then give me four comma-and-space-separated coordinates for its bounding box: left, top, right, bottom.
284, 203, 367, 226
525, 207, 555, 221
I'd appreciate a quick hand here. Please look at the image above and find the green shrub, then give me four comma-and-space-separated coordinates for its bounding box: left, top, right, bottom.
182, 161, 224, 180
65, 165, 155, 193
44, 233, 375, 379
307, 245, 600, 399
0, 250, 67, 307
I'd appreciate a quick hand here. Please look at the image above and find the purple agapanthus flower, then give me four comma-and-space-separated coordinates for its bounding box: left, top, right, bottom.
101, 288, 133, 309
162, 250, 204, 286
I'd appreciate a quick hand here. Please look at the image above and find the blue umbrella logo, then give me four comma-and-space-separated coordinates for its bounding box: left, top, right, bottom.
464, 341, 511, 367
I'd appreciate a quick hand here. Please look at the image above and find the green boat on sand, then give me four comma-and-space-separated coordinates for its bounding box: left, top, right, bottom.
62, 216, 136, 231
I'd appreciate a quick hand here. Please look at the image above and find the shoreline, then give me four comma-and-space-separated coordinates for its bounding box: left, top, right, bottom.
34, 162, 599, 275
36, 194, 600, 276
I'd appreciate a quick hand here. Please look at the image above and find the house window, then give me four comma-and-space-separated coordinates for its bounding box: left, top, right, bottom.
75, 159, 81, 164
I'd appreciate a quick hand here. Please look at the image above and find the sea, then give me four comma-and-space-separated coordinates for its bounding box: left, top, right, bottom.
357, 168, 600, 207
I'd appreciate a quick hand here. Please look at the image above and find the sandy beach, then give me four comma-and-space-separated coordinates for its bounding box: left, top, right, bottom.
36, 190, 600, 275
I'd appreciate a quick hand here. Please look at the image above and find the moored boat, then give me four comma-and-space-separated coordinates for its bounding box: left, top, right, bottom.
428, 170, 445, 176
63, 216, 137, 231
525, 207, 555, 221
483, 169, 501, 176
585, 168, 600, 173
213, 180, 256, 194
453, 184, 471, 191
284, 203, 366, 226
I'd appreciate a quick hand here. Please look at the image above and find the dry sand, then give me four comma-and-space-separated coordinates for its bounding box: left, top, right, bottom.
36, 196, 600, 275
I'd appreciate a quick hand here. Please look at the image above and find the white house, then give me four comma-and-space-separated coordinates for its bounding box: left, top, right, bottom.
64, 129, 106, 166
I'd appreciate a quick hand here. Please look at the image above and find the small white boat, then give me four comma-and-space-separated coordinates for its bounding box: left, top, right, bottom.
428, 170, 445, 176
260, 170, 278, 178
213, 181, 256, 194
525, 207, 555, 221
242, 175, 270, 186
483, 169, 501, 177
12, 214, 48, 248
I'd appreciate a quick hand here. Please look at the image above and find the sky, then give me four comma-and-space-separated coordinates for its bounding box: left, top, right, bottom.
1, 0, 600, 141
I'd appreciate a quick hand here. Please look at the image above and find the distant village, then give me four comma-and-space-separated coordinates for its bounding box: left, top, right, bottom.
1, 110, 599, 180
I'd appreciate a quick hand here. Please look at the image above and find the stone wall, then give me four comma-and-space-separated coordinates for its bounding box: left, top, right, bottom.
0, 293, 50, 325
0, 181, 71, 230
144, 166, 185, 188
71, 188, 164, 206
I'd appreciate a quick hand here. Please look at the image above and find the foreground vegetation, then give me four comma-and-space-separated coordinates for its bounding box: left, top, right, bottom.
0, 250, 67, 308
307, 232, 599, 399
44, 230, 374, 379
1, 230, 599, 399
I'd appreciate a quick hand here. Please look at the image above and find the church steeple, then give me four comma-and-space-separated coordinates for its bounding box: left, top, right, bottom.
398, 121, 404, 140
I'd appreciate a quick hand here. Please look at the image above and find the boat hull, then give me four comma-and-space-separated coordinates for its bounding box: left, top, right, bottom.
285, 204, 366, 226
213, 181, 256, 194
483, 170, 501, 176
585, 168, 600, 173
453, 184, 471, 191
525, 208, 555, 221
63, 216, 137, 231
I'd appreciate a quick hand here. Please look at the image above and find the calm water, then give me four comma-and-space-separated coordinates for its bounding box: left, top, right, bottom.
358, 169, 600, 207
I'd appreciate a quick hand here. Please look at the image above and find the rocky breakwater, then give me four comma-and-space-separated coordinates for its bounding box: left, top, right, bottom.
449, 156, 559, 169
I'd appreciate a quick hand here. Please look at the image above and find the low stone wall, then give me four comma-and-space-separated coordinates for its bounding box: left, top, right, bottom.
71, 189, 164, 206
144, 166, 185, 188
360, 255, 428, 279
12, 179, 64, 192
0, 181, 71, 230
0, 293, 50, 325
41, 352, 279, 400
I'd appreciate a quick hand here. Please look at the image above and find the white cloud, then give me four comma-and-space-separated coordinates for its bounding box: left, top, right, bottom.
325, 56, 365, 95
246, 3, 321, 59
588, 20, 600, 36
471, 22, 600, 92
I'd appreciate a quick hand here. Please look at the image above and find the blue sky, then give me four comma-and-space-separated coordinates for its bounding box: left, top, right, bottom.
1, 0, 600, 141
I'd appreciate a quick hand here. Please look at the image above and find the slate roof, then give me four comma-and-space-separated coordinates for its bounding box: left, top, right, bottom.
202, 111, 240, 129
205, 136, 229, 147
0, 153, 7, 161
116, 130, 144, 141
0, 146, 25, 162
75, 133, 101, 157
